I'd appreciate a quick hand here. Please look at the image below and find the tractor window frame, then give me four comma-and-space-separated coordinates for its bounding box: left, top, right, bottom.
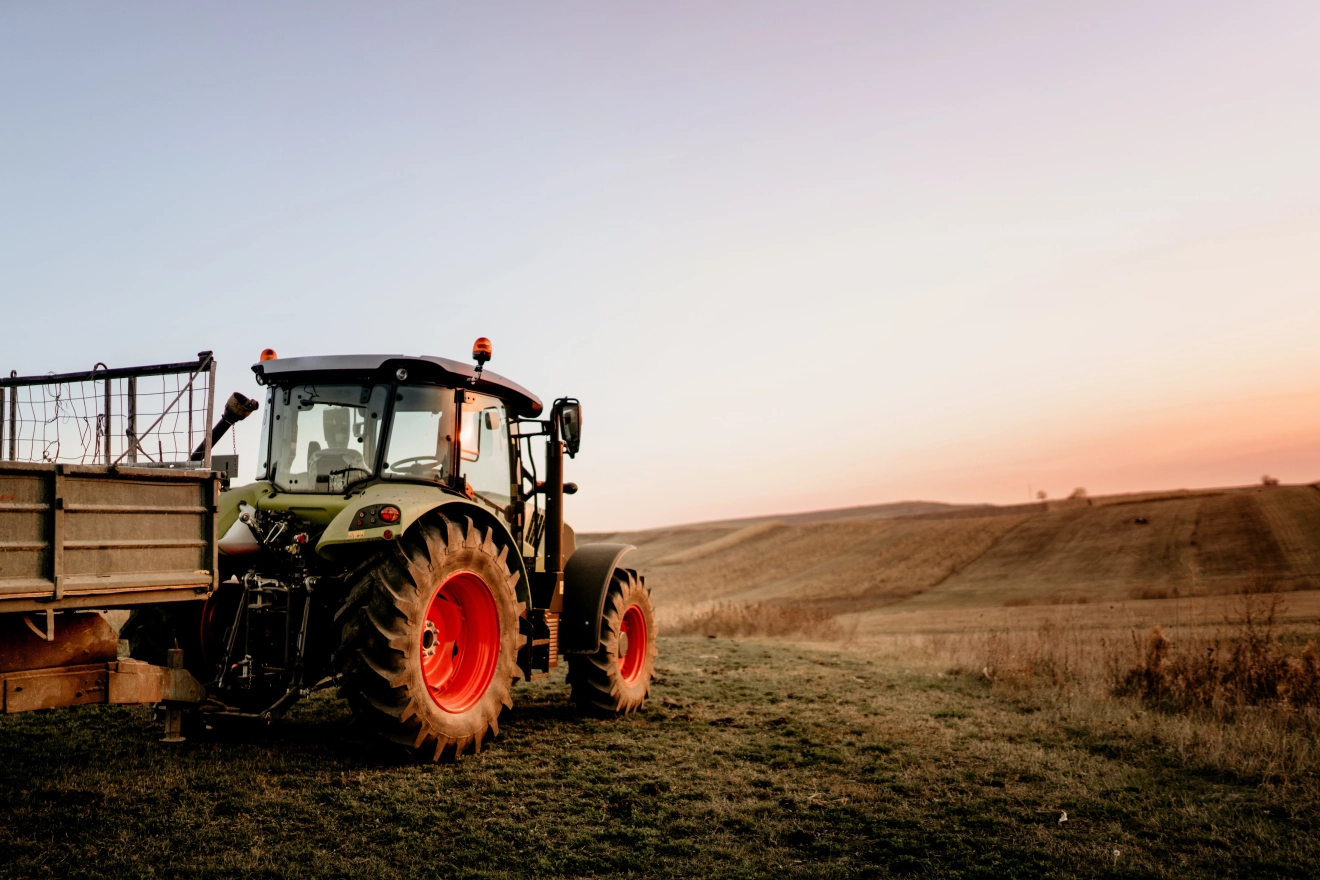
255, 387, 274, 481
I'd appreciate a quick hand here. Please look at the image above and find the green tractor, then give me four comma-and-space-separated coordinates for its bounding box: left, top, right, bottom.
128, 341, 656, 760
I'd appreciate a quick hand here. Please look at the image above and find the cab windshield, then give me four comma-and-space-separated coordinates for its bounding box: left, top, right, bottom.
266, 384, 388, 493
261, 381, 512, 510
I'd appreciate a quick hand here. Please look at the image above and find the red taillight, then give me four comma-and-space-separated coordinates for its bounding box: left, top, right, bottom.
379, 506, 401, 524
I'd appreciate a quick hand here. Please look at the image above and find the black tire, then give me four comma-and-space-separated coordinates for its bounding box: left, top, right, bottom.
335, 513, 525, 761
566, 569, 657, 714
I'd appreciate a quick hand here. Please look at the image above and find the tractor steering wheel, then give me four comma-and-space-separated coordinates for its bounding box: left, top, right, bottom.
388, 455, 443, 475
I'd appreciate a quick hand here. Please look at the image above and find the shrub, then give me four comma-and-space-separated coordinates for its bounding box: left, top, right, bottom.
1118, 597, 1320, 711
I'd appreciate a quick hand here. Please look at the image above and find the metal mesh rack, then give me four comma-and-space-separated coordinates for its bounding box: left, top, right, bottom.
0, 352, 217, 468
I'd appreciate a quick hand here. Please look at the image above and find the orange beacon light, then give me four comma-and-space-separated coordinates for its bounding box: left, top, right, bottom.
472, 337, 492, 367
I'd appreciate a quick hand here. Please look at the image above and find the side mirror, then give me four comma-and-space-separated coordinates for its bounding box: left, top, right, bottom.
557, 399, 582, 458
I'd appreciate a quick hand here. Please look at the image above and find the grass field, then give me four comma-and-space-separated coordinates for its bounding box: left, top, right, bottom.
2, 634, 1319, 879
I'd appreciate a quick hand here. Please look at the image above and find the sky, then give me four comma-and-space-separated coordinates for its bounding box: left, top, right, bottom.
2, 2, 1319, 530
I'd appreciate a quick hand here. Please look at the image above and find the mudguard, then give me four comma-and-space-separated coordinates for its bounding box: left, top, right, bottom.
321, 493, 531, 608
559, 543, 636, 654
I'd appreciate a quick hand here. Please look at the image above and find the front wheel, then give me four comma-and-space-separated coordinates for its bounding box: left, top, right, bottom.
566, 569, 657, 714
334, 513, 525, 761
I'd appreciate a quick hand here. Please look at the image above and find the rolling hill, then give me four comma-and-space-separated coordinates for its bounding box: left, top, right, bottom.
581, 483, 1320, 615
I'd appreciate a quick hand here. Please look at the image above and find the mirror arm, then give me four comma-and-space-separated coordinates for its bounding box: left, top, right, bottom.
524, 479, 575, 497
510, 419, 550, 438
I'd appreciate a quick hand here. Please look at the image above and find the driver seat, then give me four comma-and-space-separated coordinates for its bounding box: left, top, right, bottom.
309, 447, 368, 482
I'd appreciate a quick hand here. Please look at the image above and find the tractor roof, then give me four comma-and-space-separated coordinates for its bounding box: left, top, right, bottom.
252, 354, 543, 418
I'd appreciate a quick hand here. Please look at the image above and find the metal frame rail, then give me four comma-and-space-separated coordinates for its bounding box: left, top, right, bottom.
0, 354, 220, 611
0, 352, 216, 469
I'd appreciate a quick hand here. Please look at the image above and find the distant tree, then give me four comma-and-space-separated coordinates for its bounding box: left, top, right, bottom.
1262, 474, 1280, 487
1069, 487, 1087, 498
1036, 490, 1047, 501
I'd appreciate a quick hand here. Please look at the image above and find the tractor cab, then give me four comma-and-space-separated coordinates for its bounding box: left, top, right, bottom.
252, 352, 542, 502
200, 344, 648, 758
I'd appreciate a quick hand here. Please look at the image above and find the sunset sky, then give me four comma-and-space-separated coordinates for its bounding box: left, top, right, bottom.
3, 2, 1319, 530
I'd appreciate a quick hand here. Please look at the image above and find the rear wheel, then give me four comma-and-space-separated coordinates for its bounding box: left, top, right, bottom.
335, 513, 524, 760
566, 569, 656, 714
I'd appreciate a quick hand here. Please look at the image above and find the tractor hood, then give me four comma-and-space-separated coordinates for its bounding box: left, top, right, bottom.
252, 354, 543, 418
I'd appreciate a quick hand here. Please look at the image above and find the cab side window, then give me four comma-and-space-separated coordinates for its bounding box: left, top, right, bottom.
460, 393, 511, 512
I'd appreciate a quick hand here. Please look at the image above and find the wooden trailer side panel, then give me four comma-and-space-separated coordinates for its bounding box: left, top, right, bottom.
0, 462, 218, 611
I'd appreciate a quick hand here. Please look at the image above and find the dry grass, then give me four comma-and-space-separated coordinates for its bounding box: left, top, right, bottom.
1119, 596, 1320, 712
660, 601, 845, 641
616, 489, 1320, 801
844, 593, 1320, 786
653, 522, 784, 565
620, 514, 1028, 611
625, 485, 1320, 791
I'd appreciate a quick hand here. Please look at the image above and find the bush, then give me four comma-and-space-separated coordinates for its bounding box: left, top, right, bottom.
1118, 597, 1320, 712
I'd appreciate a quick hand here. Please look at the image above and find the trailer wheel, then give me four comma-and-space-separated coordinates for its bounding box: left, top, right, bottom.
334, 513, 524, 761
566, 569, 656, 714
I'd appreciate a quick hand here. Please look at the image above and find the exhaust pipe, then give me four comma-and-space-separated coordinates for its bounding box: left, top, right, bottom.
190, 392, 260, 461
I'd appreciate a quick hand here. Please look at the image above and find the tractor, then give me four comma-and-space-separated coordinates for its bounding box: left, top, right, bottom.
0, 343, 656, 761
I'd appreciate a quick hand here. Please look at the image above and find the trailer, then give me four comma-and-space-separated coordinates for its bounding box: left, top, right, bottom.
0, 354, 221, 735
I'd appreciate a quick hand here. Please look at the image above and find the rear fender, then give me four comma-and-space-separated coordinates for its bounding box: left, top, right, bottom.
559, 544, 636, 654
317, 484, 464, 553
318, 490, 530, 607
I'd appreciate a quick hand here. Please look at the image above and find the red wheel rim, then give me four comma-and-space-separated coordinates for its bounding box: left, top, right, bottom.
619, 604, 647, 684
420, 571, 500, 714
